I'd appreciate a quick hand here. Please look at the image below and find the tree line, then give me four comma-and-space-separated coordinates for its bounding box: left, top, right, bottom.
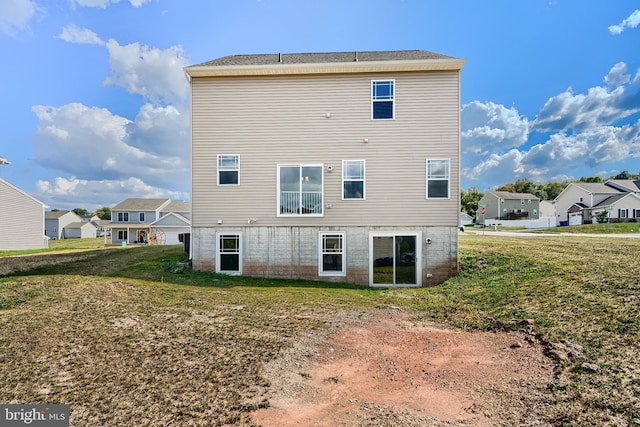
50, 206, 112, 220
461, 170, 640, 217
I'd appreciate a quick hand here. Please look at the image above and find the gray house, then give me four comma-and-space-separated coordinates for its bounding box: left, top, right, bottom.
476, 191, 540, 222
185, 50, 465, 287
45, 210, 84, 240
0, 178, 47, 250
110, 198, 190, 245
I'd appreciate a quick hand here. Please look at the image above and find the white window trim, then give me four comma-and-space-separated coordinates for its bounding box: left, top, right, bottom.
319, 232, 346, 277
216, 232, 242, 275
276, 164, 324, 217
426, 158, 451, 199
217, 154, 240, 186
342, 160, 366, 200
371, 79, 395, 120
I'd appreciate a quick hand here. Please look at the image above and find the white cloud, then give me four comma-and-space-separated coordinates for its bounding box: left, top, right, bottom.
463, 119, 640, 187
31, 103, 189, 191
532, 63, 640, 132
103, 40, 190, 105
604, 62, 630, 87
608, 9, 640, 35
59, 25, 104, 45
125, 104, 189, 157
71, 0, 152, 8
34, 176, 187, 211
462, 101, 529, 156
0, 0, 40, 36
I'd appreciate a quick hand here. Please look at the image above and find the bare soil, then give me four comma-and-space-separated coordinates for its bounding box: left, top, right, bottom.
252, 310, 556, 426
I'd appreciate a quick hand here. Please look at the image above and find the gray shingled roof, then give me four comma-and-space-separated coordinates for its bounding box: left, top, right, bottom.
112, 198, 170, 211
163, 201, 190, 213
573, 182, 622, 194
45, 210, 73, 219
189, 50, 457, 68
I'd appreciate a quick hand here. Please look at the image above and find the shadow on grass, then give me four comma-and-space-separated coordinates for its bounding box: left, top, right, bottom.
1, 245, 376, 291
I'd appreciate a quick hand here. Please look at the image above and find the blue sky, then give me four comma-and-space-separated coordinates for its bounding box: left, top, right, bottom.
1, 0, 639, 211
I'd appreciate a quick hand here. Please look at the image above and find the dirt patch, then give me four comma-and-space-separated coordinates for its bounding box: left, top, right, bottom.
252, 310, 556, 426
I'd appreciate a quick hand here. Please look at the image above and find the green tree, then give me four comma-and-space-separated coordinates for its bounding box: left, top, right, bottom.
95, 207, 111, 220
460, 186, 483, 216
579, 176, 604, 183
73, 208, 89, 216
614, 170, 631, 179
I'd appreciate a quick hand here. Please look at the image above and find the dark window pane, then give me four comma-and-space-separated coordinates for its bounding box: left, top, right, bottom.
344, 181, 364, 199
322, 254, 342, 271
220, 254, 239, 271
373, 101, 393, 119
428, 180, 449, 198
219, 171, 238, 185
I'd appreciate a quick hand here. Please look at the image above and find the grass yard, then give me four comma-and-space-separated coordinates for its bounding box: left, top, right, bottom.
0, 235, 639, 425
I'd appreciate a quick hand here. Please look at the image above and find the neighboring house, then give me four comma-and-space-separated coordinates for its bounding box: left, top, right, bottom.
110, 198, 191, 244
0, 178, 48, 250
553, 180, 640, 225
459, 212, 474, 226
63, 221, 97, 239
476, 191, 540, 222
45, 210, 84, 240
184, 50, 465, 287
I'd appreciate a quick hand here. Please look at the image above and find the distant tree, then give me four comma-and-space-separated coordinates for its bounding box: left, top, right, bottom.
543, 181, 570, 200
579, 176, 604, 183
51, 208, 59, 212
614, 170, 631, 180
460, 187, 483, 216
95, 207, 111, 220
595, 210, 609, 224
496, 183, 516, 193
73, 208, 89, 216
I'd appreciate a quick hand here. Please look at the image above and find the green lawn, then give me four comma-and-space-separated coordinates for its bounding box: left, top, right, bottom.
1, 235, 639, 425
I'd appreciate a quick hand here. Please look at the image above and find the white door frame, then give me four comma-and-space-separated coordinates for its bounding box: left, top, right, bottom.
369, 231, 422, 287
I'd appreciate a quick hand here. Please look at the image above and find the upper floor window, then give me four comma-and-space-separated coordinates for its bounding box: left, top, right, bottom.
139, 212, 145, 222
218, 154, 239, 185
342, 160, 365, 199
426, 159, 450, 199
372, 80, 394, 120
278, 165, 323, 216
118, 212, 129, 222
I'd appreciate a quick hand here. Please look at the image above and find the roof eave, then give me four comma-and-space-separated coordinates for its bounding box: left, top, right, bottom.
184, 58, 466, 78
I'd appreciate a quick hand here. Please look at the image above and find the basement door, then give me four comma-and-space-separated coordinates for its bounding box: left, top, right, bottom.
370, 232, 421, 287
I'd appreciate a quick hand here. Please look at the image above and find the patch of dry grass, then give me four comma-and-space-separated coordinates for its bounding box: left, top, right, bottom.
1, 236, 639, 425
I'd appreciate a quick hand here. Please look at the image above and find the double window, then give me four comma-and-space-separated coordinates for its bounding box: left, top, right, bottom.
118, 212, 129, 222
319, 232, 345, 276
372, 80, 395, 120
278, 165, 323, 216
218, 154, 240, 185
342, 160, 365, 199
426, 159, 450, 199
217, 233, 241, 274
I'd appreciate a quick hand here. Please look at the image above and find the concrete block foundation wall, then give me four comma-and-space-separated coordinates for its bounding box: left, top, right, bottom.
191, 226, 458, 287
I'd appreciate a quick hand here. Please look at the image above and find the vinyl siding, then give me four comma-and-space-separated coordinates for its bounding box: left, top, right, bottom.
0, 180, 46, 250
191, 71, 460, 228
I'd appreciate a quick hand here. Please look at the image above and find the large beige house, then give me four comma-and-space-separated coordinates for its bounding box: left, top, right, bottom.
184, 50, 465, 286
